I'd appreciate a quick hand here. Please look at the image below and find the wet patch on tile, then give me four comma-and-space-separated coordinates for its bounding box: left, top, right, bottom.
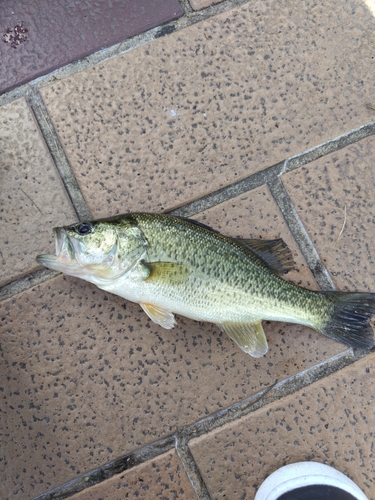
0, 188, 345, 497
190, 353, 375, 499
0, 0, 183, 93
69, 451, 196, 500
0, 97, 77, 287
41, 0, 375, 218
282, 136, 375, 292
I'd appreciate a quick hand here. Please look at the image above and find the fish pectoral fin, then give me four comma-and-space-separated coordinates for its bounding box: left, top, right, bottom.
143, 261, 190, 284
219, 321, 268, 358
140, 302, 176, 329
237, 238, 294, 275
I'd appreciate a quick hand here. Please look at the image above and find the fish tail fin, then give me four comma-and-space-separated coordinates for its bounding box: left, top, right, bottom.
319, 291, 375, 349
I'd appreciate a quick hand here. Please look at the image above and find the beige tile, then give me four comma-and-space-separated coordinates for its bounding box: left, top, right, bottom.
0, 98, 77, 286
0, 188, 345, 498
41, 0, 375, 218
189, 0, 222, 11
70, 451, 195, 500
282, 136, 375, 293
190, 353, 375, 499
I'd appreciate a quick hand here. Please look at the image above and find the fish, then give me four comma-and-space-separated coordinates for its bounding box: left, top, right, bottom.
36, 213, 375, 358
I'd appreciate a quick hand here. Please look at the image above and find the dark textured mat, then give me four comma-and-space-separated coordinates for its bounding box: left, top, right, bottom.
0, 0, 183, 94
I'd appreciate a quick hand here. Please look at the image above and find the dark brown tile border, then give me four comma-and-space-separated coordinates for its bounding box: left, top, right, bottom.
0, 0, 183, 93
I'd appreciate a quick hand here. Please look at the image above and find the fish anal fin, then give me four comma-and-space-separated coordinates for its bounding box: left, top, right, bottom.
237, 238, 294, 275
140, 302, 176, 329
219, 321, 268, 358
144, 261, 190, 284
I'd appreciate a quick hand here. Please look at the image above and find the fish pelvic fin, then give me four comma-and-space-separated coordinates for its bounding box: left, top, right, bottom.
140, 302, 176, 329
219, 321, 268, 358
237, 238, 294, 275
318, 291, 375, 349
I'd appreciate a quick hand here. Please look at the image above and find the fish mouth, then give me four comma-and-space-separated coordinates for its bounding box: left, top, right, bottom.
36, 227, 76, 272
54, 227, 74, 261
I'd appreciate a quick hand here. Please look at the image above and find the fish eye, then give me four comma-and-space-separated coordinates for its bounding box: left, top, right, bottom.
75, 222, 93, 235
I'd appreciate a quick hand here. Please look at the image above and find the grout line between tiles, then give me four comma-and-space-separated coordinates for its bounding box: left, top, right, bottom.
34, 435, 176, 500
178, 0, 194, 15
175, 435, 212, 500
32, 347, 372, 500
177, 349, 363, 444
26, 86, 92, 222
267, 177, 336, 291
169, 164, 280, 217
171, 120, 375, 218
0, 269, 60, 302
278, 121, 375, 176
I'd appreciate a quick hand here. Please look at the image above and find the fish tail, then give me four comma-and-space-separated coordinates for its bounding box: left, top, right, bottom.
318, 291, 375, 349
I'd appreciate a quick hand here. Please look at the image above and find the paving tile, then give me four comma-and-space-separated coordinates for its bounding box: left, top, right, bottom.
0, 188, 345, 498
69, 451, 195, 500
190, 353, 375, 499
189, 0, 222, 11
0, 97, 77, 287
0, 1, 183, 94
40, 0, 375, 218
282, 136, 375, 293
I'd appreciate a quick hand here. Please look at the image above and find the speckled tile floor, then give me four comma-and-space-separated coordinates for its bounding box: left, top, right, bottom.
1, 1, 375, 499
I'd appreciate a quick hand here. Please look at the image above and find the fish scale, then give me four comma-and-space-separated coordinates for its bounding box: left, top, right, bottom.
133, 214, 325, 320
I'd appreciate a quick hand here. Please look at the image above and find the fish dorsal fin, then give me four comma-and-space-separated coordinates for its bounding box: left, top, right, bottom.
140, 302, 176, 329
143, 261, 190, 284
219, 321, 268, 358
180, 217, 220, 234
237, 238, 294, 275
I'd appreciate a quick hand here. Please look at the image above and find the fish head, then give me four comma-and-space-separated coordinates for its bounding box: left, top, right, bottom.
36, 217, 148, 284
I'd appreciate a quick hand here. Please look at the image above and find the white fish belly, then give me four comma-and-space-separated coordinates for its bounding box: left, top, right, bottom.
98, 270, 312, 326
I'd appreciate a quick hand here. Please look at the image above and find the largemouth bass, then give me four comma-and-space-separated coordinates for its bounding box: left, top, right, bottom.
36, 213, 375, 357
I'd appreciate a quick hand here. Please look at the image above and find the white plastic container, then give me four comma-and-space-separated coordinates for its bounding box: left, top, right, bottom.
255, 462, 369, 500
